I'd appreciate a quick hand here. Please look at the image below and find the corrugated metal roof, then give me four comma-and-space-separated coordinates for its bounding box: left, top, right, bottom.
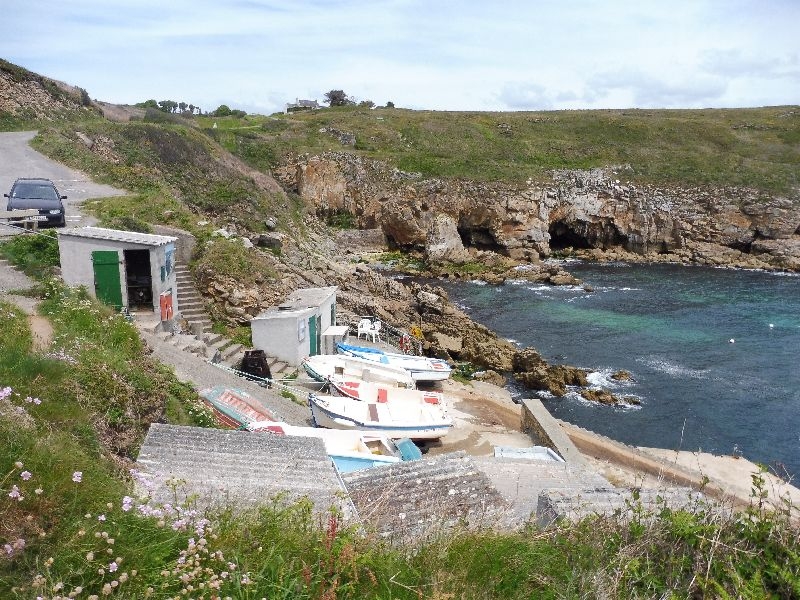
58, 226, 177, 247
341, 452, 509, 542
135, 424, 354, 518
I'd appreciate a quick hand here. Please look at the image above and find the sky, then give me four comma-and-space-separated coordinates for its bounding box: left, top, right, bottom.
2, 0, 798, 115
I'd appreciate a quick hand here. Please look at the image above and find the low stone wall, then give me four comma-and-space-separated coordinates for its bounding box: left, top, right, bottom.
520, 398, 587, 466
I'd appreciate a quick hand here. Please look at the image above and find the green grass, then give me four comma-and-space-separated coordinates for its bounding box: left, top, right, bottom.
206, 105, 800, 196
1, 287, 799, 597
0, 231, 60, 277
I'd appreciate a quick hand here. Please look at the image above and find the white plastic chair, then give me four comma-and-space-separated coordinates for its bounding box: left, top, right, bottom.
369, 320, 382, 342
357, 318, 373, 340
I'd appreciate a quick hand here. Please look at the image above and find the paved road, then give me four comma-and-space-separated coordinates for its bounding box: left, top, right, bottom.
0, 131, 127, 235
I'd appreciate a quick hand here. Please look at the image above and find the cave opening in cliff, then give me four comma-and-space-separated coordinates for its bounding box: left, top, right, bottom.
548, 220, 593, 250
457, 226, 501, 252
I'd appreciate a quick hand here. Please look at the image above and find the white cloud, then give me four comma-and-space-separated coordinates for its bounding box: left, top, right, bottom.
2, 0, 798, 113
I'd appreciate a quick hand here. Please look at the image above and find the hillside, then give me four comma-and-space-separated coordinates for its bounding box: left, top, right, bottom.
205, 104, 800, 195
2, 60, 800, 599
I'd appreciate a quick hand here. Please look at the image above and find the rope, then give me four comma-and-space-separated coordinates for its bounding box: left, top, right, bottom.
208, 361, 328, 397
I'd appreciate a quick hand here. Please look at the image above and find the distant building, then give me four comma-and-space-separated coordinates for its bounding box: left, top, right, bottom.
285, 98, 320, 114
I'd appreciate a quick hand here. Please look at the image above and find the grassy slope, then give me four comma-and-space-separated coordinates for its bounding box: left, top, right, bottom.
204, 105, 800, 196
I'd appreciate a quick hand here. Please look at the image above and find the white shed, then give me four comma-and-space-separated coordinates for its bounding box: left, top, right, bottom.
57, 227, 178, 318
251, 286, 339, 367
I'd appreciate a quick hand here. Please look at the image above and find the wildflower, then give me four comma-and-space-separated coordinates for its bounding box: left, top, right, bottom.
8, 485, 22, 501
1, 387, 13, 401
35, 488, 43, 495
14, 460, 23, 469
45, 557, 54, 566
86, 551, 94, 561
20, 471, 32, 481
4, 544, 12, 555
109, 561, 118, 573
97, 514, 106, 522
102, 582, 112, 596
121, 496, 133, 511
72, 472, 82, 483
118, 572, 128, 583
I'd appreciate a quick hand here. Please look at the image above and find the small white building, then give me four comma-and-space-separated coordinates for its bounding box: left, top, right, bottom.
251, 286, 343, 367
57, 227, 178, 318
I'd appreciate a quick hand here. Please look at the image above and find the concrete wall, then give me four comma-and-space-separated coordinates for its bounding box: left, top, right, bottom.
520, 398, 588, 466
251, 307, 316, 366
152, 225, 196, 264
58, 236, 177, 313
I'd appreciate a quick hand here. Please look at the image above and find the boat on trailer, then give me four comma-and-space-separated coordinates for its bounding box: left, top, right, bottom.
199, 386, 276, 429
335, 342, 453, 382
245, 420, 422, 472
301, 353, 415, 388
308, 393, 453, 440
327, 374, 445, 406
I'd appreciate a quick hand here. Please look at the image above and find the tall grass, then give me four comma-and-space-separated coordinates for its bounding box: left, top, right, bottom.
1, 284, 799, 597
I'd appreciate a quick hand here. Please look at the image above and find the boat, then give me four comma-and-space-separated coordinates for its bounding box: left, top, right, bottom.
327, 374, 445, 406
199, 386, 276, 429
308, 393, 453, 440
301, 353, 415, 388
245, 420, 422, 472
335, 342, 452, 382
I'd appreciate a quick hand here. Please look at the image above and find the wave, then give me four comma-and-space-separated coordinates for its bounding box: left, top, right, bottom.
637, 356, 710, 380
586, 367, 636, 389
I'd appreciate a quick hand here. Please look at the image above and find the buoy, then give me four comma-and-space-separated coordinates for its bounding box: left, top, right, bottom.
729, 338, 735, 344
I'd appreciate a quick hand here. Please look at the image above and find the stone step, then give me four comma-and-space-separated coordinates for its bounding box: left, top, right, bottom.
202, 332, 225, 346
221, 342, 243, 360
178, 299, 204, 310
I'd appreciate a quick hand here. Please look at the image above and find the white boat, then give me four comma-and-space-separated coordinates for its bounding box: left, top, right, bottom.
309, 393, 453, 440
335, 343, 452, 382
245, 420, 421, 471
327, 374, 445, 406
301, 354, 415, 389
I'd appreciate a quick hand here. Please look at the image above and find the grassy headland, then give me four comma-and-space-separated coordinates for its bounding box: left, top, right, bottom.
203, 105, 800, 195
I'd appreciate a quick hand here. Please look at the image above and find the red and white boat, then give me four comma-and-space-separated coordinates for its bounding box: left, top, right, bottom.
327, 374, 445, 406
199, 386, 276, 429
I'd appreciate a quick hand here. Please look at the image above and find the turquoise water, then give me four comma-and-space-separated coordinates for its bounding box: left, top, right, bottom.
433, 262, 800, 478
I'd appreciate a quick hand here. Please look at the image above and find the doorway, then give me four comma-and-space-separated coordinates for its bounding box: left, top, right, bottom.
124, 249, 153, 309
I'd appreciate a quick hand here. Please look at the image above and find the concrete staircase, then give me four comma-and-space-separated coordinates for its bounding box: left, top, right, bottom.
174, 262, 212, 333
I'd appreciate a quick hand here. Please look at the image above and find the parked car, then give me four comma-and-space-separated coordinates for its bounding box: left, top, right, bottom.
4, 178, 67, 227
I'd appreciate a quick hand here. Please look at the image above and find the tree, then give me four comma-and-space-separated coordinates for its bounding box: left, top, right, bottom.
358, 100, 375, 109
385, 101, 395, 109
158, 100, 178, 113
188, 104, 195, 114
212, 105, 232, 117
136, 99, 159, 109
178, 102, 187, 113
324, 90, 350, 106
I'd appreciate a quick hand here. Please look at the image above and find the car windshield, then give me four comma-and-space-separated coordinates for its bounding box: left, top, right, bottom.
12, 182, 59, 200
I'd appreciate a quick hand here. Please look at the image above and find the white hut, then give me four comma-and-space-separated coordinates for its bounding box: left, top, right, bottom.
250, 286, 345, 367
57, 227, 178, 319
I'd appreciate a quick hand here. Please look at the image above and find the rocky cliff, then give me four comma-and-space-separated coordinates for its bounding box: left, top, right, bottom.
276, 153, 800, 271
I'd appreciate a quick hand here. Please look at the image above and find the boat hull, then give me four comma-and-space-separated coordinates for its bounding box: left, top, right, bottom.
309, 394, 452, 440
301, 354, 415, 388
335, 343, 453, 382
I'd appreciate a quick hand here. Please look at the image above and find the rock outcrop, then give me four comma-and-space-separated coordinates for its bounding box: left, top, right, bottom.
276, 153, 800, 271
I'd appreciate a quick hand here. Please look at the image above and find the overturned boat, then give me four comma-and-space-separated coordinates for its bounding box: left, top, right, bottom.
199, 386, 276, 429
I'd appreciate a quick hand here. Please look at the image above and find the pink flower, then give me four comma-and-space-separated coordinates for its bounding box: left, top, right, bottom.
109, 561, 118, 573
8, 485, 22, 501
72, 471, 83, 483
98, 514, 106, 522
20, 471, 32, 481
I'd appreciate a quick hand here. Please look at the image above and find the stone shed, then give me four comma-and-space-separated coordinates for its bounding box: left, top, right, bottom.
57, 226, 178, 317
250, 286, 340, 367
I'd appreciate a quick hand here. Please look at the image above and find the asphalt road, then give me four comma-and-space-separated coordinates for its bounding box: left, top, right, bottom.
0, 131, 127, 235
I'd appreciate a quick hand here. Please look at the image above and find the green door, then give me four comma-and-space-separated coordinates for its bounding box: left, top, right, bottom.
92, 250, 123, 309
308, 315, 318, 355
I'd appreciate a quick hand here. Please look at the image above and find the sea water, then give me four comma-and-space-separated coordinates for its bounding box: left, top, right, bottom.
432, 262, 800, 479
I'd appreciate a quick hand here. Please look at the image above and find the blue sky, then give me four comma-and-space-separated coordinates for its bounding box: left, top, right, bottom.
2, 0, 798, 115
